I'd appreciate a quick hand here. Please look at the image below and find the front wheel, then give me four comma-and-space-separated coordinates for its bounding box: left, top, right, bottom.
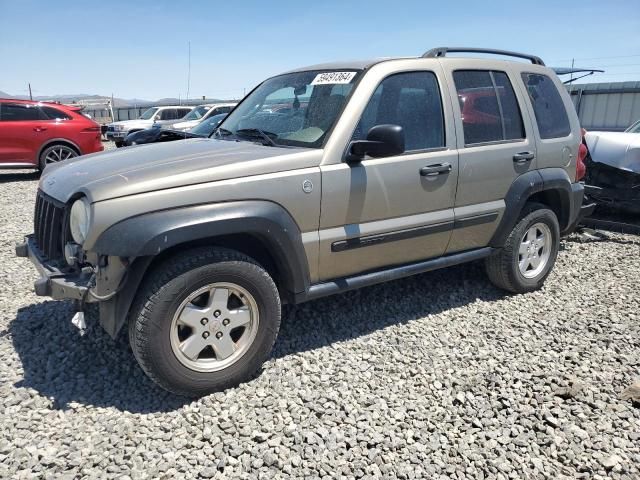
128, 248, 281, 396
485, 204, 560, 293
114, 141, 125, 148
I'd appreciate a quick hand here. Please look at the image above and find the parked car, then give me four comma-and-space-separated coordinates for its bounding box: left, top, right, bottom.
124, 113, 228, 146
583, 125, 640, 214
0, 99, 103, 171
105, 106, 193, 147
169, 103, 236, 131
17, 47, 589, 396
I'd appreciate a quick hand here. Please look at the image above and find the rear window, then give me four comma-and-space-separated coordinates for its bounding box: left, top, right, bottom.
453, 70, 525, 145
521, 73, 571, 139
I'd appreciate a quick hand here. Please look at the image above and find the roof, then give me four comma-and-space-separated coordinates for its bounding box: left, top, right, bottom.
284, 58, 402, 73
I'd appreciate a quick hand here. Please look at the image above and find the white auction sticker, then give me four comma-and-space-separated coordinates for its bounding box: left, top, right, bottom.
310, 71, 357, 85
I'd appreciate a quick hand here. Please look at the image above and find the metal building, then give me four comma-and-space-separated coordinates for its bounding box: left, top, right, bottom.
568, 81, 640, 132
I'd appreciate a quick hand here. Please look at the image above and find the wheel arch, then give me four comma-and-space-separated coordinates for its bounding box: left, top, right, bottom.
490, 168, 575, 247
94, 200, 310, 338
37, 138, 81, 163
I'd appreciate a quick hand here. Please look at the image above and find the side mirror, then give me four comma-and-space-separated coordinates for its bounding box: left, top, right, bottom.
347, 124, 405, 163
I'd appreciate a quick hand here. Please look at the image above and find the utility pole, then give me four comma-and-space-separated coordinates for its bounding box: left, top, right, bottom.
28, 83, 33, 100
186, 41, 191, 101
569, 58, 575, 86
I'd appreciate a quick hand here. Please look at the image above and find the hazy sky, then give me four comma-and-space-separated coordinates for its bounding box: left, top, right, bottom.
1, 0, 639, 100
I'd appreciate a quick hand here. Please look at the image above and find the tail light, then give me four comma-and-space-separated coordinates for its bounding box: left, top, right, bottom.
576, 128, 587, 181
81, 126, 101, 133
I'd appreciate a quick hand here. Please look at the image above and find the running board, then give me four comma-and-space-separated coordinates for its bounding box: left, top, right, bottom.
296, 247, 495, 303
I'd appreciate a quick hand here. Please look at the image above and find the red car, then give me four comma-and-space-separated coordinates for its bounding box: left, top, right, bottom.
0, 98, 103, 171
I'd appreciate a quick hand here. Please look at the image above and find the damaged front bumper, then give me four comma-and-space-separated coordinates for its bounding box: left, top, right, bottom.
15, 235, 95, 302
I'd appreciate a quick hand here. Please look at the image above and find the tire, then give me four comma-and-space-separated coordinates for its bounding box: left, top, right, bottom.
38, 143, 79, 171
128, 247, 281, 396
485, 203, 560, 293
114, 141, 125, 148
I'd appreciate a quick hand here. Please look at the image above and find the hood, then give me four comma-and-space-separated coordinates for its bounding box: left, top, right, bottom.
109, 119, 152, 127
173, 120, 198, 128
39, 138, 316, 203
585, 131, 640, 174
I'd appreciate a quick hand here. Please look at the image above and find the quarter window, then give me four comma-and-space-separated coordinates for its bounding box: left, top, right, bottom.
521, 73, 571, 139
453, 70, 525, 145
40, 106, 72, 120
353, 71, 445, 151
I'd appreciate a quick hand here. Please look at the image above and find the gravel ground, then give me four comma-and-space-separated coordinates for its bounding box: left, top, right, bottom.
0, 161, 639, 479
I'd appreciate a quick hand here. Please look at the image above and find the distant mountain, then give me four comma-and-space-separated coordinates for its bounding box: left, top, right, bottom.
0, 91, 230, 106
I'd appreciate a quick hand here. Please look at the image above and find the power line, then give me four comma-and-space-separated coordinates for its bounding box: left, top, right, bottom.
548, 54, 640, 63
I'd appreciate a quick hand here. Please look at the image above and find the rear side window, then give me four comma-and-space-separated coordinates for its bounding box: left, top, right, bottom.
353, 71, 445, 151
0, 103, 44, 121
453, 70, 525, 145
521, 73, 570, 139
40, 106, 72, 120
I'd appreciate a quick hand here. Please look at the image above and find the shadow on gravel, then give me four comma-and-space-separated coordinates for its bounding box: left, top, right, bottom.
0, 171, 40, 183
273, 261, 503, 359
9, 261, 501, 412
10, 301, 190, 413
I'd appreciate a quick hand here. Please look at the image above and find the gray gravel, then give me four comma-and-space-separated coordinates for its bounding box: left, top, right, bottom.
1, 163, 639, 479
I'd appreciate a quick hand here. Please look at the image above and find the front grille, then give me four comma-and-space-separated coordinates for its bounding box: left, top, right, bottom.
107, 125, 115, 132
34, 190, 66, 261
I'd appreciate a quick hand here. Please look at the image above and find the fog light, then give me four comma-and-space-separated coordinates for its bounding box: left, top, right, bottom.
64, 242, 81, 266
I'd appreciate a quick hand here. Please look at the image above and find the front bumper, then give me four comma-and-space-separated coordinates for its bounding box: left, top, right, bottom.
106, 131, 127, 141
15, 235, 93, 301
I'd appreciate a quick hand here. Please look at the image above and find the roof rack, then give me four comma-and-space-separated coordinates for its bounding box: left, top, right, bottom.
422, 47, 545, 66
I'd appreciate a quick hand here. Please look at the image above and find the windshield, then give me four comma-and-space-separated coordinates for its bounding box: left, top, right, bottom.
139, 107, 159, 120
182, 105, 211, 121
216, 69, 360, 148
626, 119, 640, 133
190, 113, 228, 136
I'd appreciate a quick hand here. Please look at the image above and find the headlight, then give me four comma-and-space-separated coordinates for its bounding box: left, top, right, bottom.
69, 198, 91, 244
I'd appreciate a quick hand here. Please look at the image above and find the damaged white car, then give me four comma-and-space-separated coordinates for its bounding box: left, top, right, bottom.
584, 123, 640, 215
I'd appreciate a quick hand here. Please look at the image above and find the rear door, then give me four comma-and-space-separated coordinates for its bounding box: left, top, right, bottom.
318, 66, 459, 281
441, 62, 537, 253
0, 102, 48, 164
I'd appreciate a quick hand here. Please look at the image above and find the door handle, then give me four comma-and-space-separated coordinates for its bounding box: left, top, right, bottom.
513, 152, 534, 163
33, 126, 48, 132
420, 162, 452, 177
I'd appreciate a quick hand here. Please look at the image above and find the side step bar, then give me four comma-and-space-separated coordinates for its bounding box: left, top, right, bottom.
296, 247, 495, 303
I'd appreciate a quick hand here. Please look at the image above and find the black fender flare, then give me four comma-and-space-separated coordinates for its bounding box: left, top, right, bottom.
92, 200, 311, 296
489, 168, 576, 247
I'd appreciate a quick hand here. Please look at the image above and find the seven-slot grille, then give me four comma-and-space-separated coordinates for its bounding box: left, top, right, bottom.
33, 190, 66, 261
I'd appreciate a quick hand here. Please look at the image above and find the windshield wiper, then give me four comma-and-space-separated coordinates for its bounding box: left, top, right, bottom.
235, 128, 279, 147
216, 127, 234, 137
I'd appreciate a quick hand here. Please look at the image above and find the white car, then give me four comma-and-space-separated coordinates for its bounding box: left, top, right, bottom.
169, 103, 237, 131
106, 106, 194, 146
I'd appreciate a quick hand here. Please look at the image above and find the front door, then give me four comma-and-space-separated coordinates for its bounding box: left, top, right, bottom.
318, 70, 459, 281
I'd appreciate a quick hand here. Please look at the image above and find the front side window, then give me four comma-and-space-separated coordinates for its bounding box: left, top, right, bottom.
139, 107, 159, 120
352, 71, 445, 151
453, 70, 525, 145
160, 109, 178, 121
216, 69, 360, 148
0, 103, 44, 121
521, 73, 570, 139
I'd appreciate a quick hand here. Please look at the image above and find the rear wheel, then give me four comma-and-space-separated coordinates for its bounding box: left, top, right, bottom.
114, 141, 125, 148
38, 143, 78, 171
128, 247, 281, 396
485, 203, 560, 293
